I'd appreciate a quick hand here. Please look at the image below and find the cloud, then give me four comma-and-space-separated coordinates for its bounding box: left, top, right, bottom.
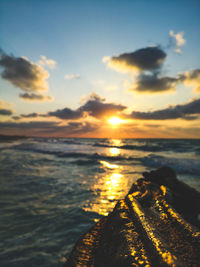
12, 112, 42, 120
48, 93, 126, 120
80, 98, 126, 119
38, 55, 56, 69
0, 109, 13, 116
0, 98, 13, 116
179, 69, 200, 92
64, 73, 80, 80
15, 92, 200, 125
103, 46, 167, 73
16, 93, 122, 121
19, 93, 54, 102
131, 73, 179, 93
130, 98, 200, 120
0, 49, 49, 92
0, 121, 59, 129
0, 120, 98, 137
169, 30, 186, 53
48, 107, 83, 120
130, 68, 200, 94
104, 42, 200, 94
102, 56, 111, 63
87, 92, 105, 102
103, 41, 199, 94
103, 46, 179, 94
20, 112, 39, 118
0, 121, 61, 136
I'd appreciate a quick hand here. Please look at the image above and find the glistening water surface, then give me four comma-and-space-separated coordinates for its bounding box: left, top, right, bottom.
0, 137, 199, 266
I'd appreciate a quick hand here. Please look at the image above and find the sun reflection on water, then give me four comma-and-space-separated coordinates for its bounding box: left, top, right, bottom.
108, 139, 121, 156
84, 158, 129, 217
111, 139, 121, 146
100, 160, 119, 169
109, 147, 120, 156
105, 172, 123, 201
84, 139, 131, 217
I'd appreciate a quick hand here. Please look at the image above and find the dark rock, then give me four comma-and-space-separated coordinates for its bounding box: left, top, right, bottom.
64, 167, 200, 267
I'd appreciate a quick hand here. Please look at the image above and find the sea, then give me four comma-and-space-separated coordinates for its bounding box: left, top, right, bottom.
0, 137, 200, 266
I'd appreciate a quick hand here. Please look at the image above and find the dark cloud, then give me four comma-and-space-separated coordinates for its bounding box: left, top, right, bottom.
0, 121, 59, 130
12, 116, 21, 120
103, 46, 184, 94
132, 73, 179, 93
131, 68, 200, 94
87, 92, 105, 102
0, 120, 98, 137
184, 69, 200, 80
130, 98, 200, 120
0, 108, 13, 115
21, 112, 39, 118
104, 46, 167, 72
80, 99, 126, 118
103, 46, 200, 94
0, 49, 49, 92
14, 92, 125, 121
19, 93, 53, 102
0, 98, 13, 116
48, 107, 83, 120
48, 93, 126, 120
12, 112, 40, 120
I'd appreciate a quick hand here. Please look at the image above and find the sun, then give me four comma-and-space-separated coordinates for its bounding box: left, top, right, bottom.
108, 117, 124, 125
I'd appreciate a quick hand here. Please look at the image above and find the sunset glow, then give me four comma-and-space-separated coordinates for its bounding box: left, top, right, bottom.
0, 1, 199, 138
0, 2, 199, 266
108, 117, 124, 126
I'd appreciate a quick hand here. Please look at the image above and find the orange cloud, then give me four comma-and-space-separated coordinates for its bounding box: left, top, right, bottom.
38, 55, 56, 69
179, 69, 200, 93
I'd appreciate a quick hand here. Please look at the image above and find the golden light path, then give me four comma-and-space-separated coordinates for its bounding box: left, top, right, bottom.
84, 139, 129, 216
89, 168, 125, 216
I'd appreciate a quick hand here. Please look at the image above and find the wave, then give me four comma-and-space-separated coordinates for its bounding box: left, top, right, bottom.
2, 140, 190, 155
4, 142, 134, 163
62, 140, 82, 145
70, 159, 100, 166
61, 153, 134, 163
141, 154, 200, 175
94, 143, 169, 152
4, 142, 83, 156
93, 140, 200, 154
2, 140, 199, 172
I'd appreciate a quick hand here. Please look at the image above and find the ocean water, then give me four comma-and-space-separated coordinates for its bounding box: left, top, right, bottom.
0, 137, 200, 266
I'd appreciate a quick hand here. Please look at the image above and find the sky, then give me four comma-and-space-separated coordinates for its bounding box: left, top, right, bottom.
0, 0, 200, 138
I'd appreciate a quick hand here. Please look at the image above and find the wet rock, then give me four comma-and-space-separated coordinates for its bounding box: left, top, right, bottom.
64, 167, 200, 267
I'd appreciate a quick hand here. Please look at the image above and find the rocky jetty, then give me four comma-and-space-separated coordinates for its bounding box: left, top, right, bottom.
64, 167, 200, 267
